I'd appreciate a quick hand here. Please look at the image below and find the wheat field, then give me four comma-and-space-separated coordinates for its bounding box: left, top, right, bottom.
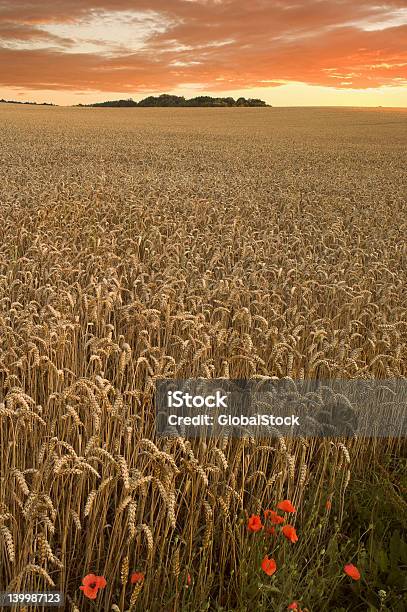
0, 105, 406, 611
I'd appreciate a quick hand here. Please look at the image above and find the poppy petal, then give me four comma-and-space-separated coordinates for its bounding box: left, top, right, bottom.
269, 510, 285, 525
130, 572, 145, 584
82, 574, 98, 587
80, 585, 98, 600
344, 564, 361, 580
277, 500, 296, 513
261, 556, 277, 576
96, 576, 107, 589
282, 525, 298, 543
247, 514, 263, 532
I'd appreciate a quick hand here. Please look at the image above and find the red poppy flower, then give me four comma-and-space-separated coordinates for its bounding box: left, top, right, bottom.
325, 500, 332, 511
282, 524, 298, 543
265, 509, 285, 524
344, 564, 361, 580
265, 526, 276, 537
277, 500, 296, 513
79, 574, 107, 600
288, 603, 298, 610
247, 514, 263, 532
261, 555, 277, 576
130, 572, 145, 584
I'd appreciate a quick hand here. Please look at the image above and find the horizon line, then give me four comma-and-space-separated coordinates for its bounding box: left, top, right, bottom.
1, 101, 406, 110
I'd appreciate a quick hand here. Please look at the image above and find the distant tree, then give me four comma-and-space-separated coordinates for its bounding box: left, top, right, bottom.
0, 98, 55, 106
187, 96, 212, 106
90, 98, 138, 107
83, 94, 269, 108
246, 98, 267, 107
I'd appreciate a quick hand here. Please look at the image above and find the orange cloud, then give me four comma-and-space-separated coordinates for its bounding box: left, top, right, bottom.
0, 1, 406, 94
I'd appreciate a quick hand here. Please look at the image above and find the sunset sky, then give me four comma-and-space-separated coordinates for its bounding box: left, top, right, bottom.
0, 0, 406, 106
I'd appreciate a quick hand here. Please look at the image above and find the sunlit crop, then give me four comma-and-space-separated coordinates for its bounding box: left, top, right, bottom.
0, 105, 406, 610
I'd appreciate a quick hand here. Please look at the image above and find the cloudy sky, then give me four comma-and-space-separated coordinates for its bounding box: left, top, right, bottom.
0, 0, 406, 106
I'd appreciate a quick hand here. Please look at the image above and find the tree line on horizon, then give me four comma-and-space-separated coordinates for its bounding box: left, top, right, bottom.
0, 98, 55, 106
0, 94, 269, 108
78, 94, 269, 107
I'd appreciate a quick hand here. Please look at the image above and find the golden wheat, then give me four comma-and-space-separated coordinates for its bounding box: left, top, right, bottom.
0, 105, 405, 610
